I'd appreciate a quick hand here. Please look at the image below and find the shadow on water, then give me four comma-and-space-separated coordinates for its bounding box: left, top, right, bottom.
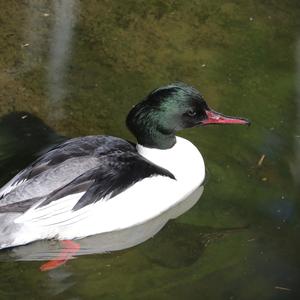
0, 111, 65, 186
139, 221, 248, 269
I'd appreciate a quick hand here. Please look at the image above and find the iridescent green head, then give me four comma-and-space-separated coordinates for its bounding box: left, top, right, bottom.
126, 82, 249, 149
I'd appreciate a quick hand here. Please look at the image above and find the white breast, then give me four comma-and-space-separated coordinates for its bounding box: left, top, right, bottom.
137, 136, 205, 189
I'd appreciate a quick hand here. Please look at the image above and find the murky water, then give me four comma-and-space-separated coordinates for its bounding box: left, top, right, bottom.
0, 0, 299, 299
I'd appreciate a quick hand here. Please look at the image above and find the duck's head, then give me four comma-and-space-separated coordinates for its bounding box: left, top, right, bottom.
126, 82, 250, 149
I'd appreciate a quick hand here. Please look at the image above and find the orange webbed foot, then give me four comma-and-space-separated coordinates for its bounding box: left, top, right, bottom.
40, 240, 80, 271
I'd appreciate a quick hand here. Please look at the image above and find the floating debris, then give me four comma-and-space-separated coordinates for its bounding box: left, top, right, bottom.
257, 154, 266, 167
275, 286, 291, 292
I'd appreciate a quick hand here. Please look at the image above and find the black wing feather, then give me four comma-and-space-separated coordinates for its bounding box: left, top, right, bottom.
22, 135, 135, 181
38, 151, 175, 211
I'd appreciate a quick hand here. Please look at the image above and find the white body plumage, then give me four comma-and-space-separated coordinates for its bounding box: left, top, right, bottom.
0, 137, 205, 250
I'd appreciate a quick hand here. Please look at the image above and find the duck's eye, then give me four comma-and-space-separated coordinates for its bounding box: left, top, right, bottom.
187, 110, 197, 117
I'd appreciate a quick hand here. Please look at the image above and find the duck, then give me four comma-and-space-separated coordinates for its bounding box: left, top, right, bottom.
0, 82, 249, 270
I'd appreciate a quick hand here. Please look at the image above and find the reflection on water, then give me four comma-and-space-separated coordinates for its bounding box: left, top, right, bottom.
47, 0, 78, 121
0, 0, 300, 299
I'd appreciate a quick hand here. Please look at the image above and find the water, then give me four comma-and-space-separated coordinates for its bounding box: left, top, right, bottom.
0, 0, 299, 299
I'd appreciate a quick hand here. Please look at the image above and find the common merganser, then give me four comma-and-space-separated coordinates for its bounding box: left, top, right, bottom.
0, 82, 249, 270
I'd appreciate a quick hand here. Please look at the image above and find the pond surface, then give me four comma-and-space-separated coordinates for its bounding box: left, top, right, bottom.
0, 0, 300, 299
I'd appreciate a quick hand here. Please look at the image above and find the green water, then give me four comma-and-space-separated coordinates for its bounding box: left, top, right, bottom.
0, 0, 300, 299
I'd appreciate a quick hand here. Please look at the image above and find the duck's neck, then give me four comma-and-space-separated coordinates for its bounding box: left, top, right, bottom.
126, 105, 176, 149
137, 132, 176, 149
